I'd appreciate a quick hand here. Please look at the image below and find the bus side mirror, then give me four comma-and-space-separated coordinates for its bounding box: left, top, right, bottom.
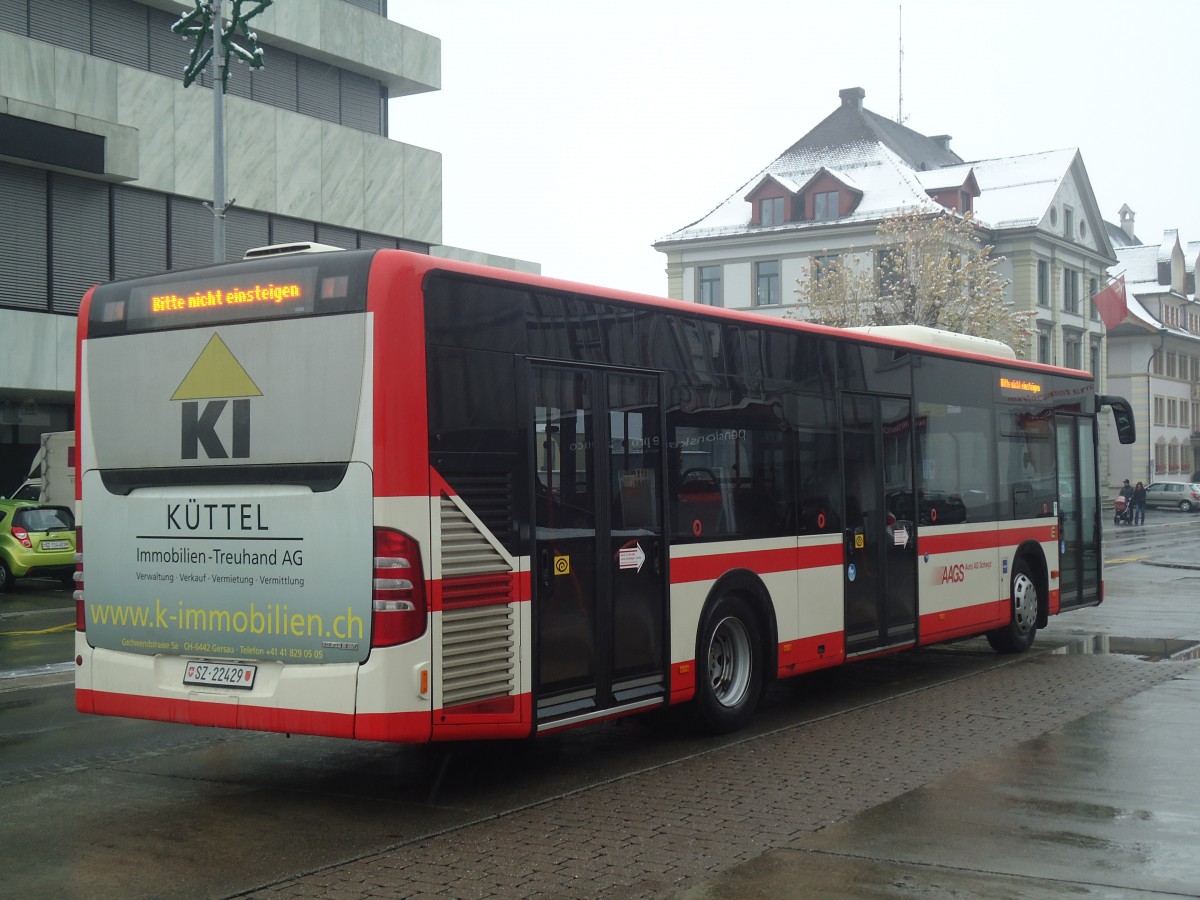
1097, 395, 1136, 445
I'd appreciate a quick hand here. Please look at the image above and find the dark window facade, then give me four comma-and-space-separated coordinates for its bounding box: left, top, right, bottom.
1063, 267, 1080, 314
1063, 330, 1083, 370
698, 265, 722, 306
760, 197, 784, 226
0, 164, 426, 315
814, 191, 839, 221
755, 260, 781, 306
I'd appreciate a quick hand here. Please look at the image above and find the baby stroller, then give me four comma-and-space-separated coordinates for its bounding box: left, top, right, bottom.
1114, 494, 1133, 525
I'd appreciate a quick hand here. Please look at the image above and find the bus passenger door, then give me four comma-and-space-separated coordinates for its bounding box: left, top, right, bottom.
531, 365, 668, 726
1056, 413, 1100, 609
841, 393, 918, 655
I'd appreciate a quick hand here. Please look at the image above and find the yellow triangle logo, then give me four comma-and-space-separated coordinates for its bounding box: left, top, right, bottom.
171, 334, 262, 401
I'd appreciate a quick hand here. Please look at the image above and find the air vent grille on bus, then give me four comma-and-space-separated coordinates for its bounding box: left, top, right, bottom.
440, 498, 510, 577
438, 497, 516, 709
441, 588, 515, 708
440, 470, 515, 549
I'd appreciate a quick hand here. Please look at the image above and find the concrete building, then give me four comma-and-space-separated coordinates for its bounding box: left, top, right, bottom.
1103, 214, 1200, 487
0, 0, 531, 493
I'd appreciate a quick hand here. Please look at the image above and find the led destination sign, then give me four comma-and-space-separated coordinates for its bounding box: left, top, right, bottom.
90, 262, 363, 336
126, 267, 318, 330
149, 281, 305, 315
88, 251, 374, 337
999, 376, 1043, 395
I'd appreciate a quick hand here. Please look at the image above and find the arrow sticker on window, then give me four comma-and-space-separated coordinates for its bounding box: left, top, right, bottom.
618, 542, 646, 573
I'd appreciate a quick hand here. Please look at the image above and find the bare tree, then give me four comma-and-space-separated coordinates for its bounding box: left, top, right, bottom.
790, 209, 1034, 354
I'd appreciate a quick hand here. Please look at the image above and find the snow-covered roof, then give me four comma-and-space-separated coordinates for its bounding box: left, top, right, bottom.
1126, 294, 1165, 328
1106, 220, 1140, 248
748, 173, 803, 196
659, 141, 942, 242
820, 167, 863, 193
1187, 241, 1200, 274
1120, 292, 1195, 340
1112, 244, 1162, 289
656, 90, 1083, 247
1158, 229, 1179, 263
914, 164, 975, 192
967, 149, 1077, 230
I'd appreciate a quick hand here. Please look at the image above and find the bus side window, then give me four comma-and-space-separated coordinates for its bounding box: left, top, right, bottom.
998, 408, 1056, 519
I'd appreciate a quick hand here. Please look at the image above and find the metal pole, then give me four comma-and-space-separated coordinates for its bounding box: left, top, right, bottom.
212, 0, 226, 262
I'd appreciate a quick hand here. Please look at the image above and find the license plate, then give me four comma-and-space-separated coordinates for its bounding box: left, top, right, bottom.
40, 539, 69, 550
183, 661, 257, 690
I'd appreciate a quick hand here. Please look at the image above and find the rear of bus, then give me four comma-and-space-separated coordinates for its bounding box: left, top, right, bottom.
74, 248, 434, 741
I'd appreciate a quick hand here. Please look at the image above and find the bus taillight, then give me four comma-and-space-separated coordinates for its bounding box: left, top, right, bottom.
372, 527, 427, 646
74, 526, 85, 632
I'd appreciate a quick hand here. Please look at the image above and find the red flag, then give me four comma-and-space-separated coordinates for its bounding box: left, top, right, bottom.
1093, 275, 1128, 330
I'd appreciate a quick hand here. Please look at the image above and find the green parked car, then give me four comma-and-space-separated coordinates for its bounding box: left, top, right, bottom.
0, 500, 76, 592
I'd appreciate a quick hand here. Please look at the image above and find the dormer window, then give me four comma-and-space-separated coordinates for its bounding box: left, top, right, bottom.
745, 174, 800, 227
814, 191, 839, 221
916, 167, 979, 215
761, 197, 784, 226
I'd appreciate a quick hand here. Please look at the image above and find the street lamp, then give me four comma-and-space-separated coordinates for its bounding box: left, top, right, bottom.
171, 0, 271, 262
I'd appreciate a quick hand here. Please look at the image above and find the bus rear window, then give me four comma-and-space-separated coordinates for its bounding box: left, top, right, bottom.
88, 252, 372, 336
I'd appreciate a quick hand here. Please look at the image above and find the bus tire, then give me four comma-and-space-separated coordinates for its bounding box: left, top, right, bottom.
986, 558, 1038, 653
695, 594, 762, 734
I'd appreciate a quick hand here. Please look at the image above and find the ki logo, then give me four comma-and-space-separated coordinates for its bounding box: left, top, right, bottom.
171, 334, 262, 460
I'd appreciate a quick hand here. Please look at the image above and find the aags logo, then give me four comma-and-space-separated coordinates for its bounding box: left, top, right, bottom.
935, 564, 966, 585
171, 334, 262, 459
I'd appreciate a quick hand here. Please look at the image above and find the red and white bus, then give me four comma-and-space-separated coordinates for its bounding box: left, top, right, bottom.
73, 246, 1135, 740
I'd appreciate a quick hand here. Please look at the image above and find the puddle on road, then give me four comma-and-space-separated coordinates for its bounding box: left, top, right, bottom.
1051, 635, 1200, 661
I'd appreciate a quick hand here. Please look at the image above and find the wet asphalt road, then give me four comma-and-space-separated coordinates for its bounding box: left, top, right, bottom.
1, 513, 1197, 898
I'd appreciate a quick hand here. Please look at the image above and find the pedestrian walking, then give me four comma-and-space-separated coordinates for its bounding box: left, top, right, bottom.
1133, 481, 1147, 525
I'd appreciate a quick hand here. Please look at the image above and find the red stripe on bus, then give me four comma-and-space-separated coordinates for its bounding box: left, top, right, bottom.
427, 570, 531, 613
77, 689, 362, 739
777, 631, 846, 675
918, 599, 1009, 644
919, 524, 1056, 556
78, 689, 542, 743
672, 629, 848, 701
670, 542, 842, 584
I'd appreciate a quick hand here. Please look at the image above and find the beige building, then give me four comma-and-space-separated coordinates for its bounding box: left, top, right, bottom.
653, 87, 1115, 379
1104, 218, 1200, 488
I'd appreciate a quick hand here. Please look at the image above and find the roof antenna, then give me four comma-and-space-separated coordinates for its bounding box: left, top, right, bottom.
897, 4, 907, 124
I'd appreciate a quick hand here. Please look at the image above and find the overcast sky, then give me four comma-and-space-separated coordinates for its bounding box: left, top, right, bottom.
386, 0, 1200, 297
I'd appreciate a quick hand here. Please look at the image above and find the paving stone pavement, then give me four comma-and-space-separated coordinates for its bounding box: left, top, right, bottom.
240, 650, 1191, 899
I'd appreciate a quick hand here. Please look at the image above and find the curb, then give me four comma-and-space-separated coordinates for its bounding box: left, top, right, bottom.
1140, 559, 1200, 571
0, 661, 74, 693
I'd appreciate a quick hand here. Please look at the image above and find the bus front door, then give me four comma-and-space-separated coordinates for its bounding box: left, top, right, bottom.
531, 365, 668, 726
841, 393, 918, 655
1056, 413, 1100, 609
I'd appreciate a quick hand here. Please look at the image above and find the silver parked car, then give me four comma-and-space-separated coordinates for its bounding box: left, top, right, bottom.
1143, 482, 1200, 512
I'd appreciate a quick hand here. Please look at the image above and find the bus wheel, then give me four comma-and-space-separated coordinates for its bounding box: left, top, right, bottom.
986, 559, 1038, 653
695, 595, 762, 733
